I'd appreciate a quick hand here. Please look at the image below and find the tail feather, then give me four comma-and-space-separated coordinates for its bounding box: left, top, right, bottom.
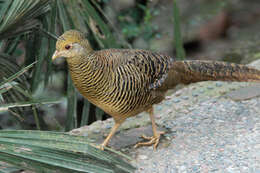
172, 60, 260, 85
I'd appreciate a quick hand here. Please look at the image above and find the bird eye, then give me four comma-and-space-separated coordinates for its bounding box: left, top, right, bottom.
65, 45, 71, 50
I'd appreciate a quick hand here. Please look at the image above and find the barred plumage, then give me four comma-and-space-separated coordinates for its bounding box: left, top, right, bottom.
52, 30, 260, 150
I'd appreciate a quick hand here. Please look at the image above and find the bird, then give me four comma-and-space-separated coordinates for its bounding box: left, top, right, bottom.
52, 30, 260, 150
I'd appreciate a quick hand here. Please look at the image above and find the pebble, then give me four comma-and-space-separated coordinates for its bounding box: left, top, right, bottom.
134, 96, 260, 173
174, 90, 182, 96
199, 89, 205, 93
139, 155, 148, 160
82, 132, 88, 137
178, 165, 187, 172
105, 124, 112, 129
165, 101, 172, 106
172, 98, 181, 103
93, 129, 100, 134
88, 138, 96, 143
181, 96, 189, 100
165, 96, 171, 100
192, 92, 199, 97
207, 86, 214, 90
156, 105, 163, 111
216, 82, 223, 87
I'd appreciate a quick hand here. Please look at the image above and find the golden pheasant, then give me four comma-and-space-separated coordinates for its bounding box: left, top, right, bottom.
52, 30, 260, 150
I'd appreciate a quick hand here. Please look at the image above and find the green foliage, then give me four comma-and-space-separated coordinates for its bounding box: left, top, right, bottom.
0, 58, 36, 124
0, 0, 123, 130
0, 0, 53, 130
0, 0, 136, 171
173, 0, 186, 59
0, 130, 135, 173
0, 0, 50, 39
118, 4, 159, 41
56, 0, 78, 131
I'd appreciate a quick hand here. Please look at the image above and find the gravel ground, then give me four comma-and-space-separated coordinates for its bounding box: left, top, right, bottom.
71, 82, 260, 173
133, 97, 260, 173
70, 60, 260, 173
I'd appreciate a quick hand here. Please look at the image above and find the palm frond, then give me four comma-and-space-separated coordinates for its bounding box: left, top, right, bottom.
0, 162, 22, 173
0, 0, 51, 39
0, 130, 135, 173
56, 0, 77, 131
0, 55, 35, 121
173, 0, 186, 59
0, 0, 55, 129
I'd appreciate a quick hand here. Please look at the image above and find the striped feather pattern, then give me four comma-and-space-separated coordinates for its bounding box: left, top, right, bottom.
56, 30, 260, 123
66, 49, 175, 122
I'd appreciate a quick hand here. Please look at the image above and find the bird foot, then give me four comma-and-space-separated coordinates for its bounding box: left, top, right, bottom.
92, 144, 105, 151
134, 131, 165, 150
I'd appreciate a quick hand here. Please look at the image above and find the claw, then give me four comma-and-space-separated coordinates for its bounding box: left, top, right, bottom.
140, 134, 153, 140
92, 144, 105, 151
134, 131, 165, 150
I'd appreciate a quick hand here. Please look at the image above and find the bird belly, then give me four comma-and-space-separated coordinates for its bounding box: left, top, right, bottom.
70, 71, 163, 122
79, 88, 152, 122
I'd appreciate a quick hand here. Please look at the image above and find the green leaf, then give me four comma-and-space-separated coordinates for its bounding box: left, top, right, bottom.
30, 33, 46, 92
44, 0, 57, 86
0, 0, 51, 39
0, 61, 36, 88
0, 163, 22, 173
0, 59, 35, 115
65, 76, 77, 131
173, 0, 186, 59
0, 55, 35, 124
81, 99, 91, 126
0, 98, 61, 112
57, 0, 73, 31
0, 130, 135, 173
89, 0, 131, 48
56, 0, 77, 131
95, 107, 104, 121
79, 0, 120, 49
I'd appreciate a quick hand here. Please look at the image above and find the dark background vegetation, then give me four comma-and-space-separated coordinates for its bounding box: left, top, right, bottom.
1, 0, 260, 132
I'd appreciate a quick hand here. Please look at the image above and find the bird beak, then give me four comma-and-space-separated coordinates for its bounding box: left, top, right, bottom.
52, 50, 61, 61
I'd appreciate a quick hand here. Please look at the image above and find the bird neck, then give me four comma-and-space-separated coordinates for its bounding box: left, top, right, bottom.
65, 54, 110, 98
66, 54, 106, 74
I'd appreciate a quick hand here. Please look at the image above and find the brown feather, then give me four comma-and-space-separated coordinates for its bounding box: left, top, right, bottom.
53, 30, 260, 123
53, 30, 260, 149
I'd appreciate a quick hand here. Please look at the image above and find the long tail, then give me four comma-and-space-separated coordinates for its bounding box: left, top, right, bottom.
172, 60, 260, 85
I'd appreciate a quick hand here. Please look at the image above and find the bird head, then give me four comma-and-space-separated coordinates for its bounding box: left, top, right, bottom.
52, 30, 93, 61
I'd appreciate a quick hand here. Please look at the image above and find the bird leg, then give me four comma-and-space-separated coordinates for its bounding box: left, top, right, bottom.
134, 108, 165, 150
97, 122, 122, 150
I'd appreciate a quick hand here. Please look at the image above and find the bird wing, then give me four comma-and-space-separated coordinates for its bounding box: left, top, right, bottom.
95, 49, 174, 92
